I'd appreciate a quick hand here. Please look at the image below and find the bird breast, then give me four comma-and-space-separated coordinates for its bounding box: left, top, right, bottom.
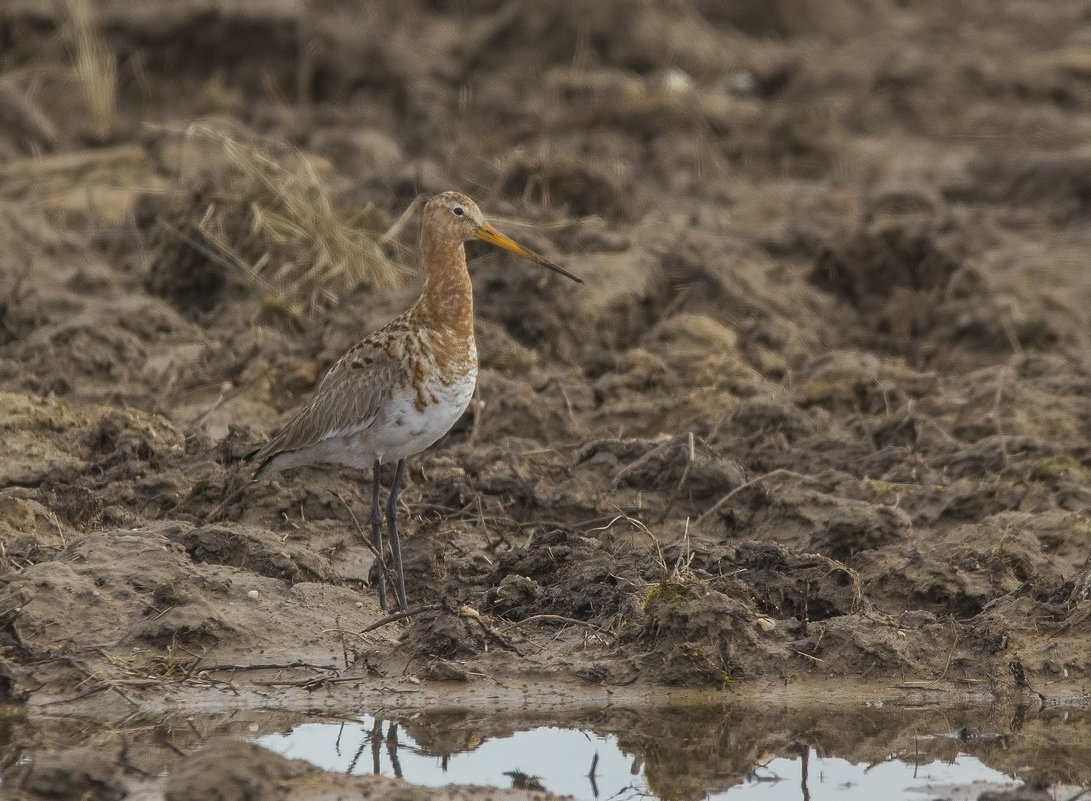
366, 346, 478, 462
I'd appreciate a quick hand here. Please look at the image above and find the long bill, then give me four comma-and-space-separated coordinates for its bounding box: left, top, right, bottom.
476, 222, 583, 283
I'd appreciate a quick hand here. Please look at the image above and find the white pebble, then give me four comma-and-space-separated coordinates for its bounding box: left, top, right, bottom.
662, 67, 694, 93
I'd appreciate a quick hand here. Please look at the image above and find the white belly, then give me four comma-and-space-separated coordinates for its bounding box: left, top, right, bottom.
304, 368, 477, 469
365, 373, 476, 462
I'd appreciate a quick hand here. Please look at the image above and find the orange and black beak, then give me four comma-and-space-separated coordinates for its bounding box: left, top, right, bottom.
476, 222, 583, 283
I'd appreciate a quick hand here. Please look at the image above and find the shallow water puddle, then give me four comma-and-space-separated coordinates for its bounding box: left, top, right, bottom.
5, 699, 1088, 799
257, 714, 1021, 800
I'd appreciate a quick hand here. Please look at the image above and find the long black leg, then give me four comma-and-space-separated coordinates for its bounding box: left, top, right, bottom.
386, 458, 408, 611
370, 458, 388, 610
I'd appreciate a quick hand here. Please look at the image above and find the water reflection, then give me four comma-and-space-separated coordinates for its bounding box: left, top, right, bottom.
255, 705, 1090, 801
4, 700, 1090, 801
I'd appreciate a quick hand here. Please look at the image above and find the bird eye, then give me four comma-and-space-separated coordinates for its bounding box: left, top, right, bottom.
452, 206, 465, 217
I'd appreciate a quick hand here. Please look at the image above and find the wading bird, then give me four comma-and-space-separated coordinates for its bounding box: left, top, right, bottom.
249, 192, 581, 611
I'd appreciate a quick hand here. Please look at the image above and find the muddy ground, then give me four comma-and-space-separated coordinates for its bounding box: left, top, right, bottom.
0, 0, 1090, 798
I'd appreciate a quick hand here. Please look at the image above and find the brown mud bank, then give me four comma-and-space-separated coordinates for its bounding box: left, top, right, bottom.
0, 0, 1090, 797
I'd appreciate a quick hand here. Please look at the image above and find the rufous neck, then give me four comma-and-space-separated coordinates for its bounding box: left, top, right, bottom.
413, 231, 475, 338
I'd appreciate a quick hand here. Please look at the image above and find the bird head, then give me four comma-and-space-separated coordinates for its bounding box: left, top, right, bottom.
424, 191, 582, 283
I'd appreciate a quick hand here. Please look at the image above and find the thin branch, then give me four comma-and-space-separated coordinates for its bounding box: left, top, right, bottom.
195, 661, 339, 674
360, 603, 440, 634
695, 468, 810, 527
507, 614, 611, 635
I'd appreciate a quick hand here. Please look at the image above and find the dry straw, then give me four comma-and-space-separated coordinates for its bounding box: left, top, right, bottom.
172, 122, 402, 319
65, 0, 117, 140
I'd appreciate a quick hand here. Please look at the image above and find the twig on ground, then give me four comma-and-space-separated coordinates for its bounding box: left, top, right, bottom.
507, 614, 612, 635
195, 661, 340, 674
695, 468, 810, 527
360, 603, 440, 634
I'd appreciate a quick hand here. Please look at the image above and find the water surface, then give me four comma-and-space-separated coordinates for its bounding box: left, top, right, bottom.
254, 702, 1091, 800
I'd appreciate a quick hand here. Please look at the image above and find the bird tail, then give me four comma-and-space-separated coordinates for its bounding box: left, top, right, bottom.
242, 445, 275, 479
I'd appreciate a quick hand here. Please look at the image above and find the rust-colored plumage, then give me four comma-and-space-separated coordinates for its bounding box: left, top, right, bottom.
249, 191, 581, 610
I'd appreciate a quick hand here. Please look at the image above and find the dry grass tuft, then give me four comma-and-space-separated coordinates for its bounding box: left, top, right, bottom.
155, 122, 403, 321
65, 0, 117, 140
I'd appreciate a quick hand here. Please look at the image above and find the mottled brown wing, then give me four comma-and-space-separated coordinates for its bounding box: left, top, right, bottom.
249, 341, 401, 475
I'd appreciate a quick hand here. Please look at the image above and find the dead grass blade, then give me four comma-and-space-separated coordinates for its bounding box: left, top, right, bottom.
64, 0, 117, 140
159, 121, 403, 321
